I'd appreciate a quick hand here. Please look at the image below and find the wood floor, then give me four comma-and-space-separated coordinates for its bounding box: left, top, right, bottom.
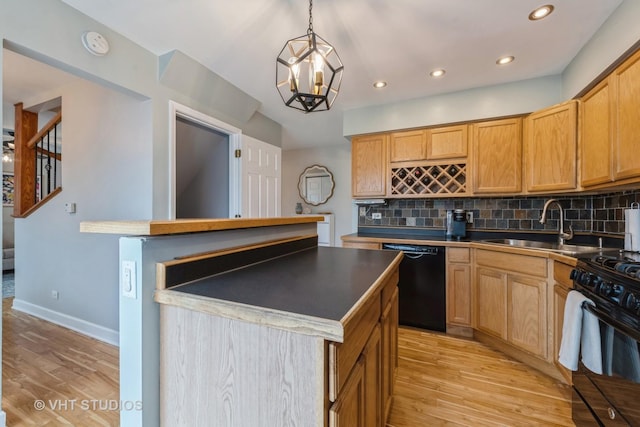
1, 299, 573, 426
388, 327, 574, 427
2, 298, 119, 426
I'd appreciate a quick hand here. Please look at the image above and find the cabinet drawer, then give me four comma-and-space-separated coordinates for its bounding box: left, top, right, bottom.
476, 249, 547, 277
329, 294, 380, 402
447, 247, 470, 263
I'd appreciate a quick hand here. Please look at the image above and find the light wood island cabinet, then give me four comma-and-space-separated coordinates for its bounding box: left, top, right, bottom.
524, 100, 578, 193
471, 117, 523, 194
156, 238, 401, 427
352, 133, 388, 197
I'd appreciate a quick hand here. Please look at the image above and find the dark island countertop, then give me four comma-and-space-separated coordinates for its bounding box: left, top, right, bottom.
154, 246, 403, 342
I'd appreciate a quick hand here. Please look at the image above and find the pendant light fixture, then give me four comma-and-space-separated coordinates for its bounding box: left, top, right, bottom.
276, 0, 344, 113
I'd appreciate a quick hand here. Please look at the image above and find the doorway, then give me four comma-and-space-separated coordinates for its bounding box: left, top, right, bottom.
169, 101, 241, 219
175, 116, 229, 218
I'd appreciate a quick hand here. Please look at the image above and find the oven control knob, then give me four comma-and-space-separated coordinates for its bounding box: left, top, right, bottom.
570, 269, 579, 280
625, 293, 639, 310
578, 272, 593, 287
600, 281, 613, 297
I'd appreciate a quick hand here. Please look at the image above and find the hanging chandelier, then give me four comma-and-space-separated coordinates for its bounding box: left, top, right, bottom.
276, 0, 344, 113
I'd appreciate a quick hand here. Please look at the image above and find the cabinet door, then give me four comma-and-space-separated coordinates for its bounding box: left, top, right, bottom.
362, 325, 382, 427
508, 274, 547, 358
472, 118, 522, 194
524, 100, 577, 192
553, 284, 571, 383
389, 130, 426, 162
352, 134, 387, 197
426, 124, 468, 160
380, 287, 398, 423
446, 263, 472, 326
612, 49, 640, 180
329, 357, 366, 427
475, 267, 508, 339
580, 77, 614, 187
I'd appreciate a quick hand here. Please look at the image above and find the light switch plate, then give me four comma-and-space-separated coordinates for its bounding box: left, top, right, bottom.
122, 260, 137, 299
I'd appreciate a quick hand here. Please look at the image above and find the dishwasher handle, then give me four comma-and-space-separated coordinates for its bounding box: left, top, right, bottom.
382, 243, 441, 257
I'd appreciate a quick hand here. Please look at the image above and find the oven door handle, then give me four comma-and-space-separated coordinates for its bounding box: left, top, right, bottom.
582, 302, 640, 343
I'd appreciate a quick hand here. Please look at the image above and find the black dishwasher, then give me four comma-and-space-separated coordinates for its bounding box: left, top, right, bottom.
382, 243, 446, 332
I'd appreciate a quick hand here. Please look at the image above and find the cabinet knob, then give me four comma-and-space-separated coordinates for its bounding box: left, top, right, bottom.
608, 407, 616, 420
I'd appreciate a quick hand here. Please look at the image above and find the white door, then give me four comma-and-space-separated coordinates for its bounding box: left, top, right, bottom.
239, 135, 281, 218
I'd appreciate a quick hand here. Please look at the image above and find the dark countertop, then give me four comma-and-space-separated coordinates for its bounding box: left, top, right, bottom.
156, 246, 403, 340
344, 226, 625, 248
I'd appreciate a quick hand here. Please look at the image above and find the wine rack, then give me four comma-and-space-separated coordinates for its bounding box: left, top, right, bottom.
390, 163, 467, 196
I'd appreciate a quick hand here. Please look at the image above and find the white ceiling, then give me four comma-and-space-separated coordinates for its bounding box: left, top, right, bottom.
4, 0, 624, 150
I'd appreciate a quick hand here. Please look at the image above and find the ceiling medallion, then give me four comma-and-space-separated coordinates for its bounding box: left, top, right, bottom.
276, 0, 344, 113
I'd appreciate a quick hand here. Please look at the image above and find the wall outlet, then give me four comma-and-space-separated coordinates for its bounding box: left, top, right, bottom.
372, 212, 382, 220
51, 290, 59, 300
359, 206, 366, 216
466, 211, 474, 223
122, 260, 137, 299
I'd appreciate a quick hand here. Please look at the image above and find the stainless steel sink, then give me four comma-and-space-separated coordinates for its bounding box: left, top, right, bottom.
480, 238, 616, 256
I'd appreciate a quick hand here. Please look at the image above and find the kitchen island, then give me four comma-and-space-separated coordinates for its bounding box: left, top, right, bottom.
81, 217, 401, 427
155, 235, 402, 426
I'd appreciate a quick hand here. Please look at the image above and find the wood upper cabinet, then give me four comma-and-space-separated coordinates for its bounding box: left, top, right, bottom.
426, 124, 468, 160
389, 129, 426, 162
612, 48, 640, 180
472, 118, 523, 194
524, 100, 578, 192
580, 77, 614, 187
352, 134, 387, 197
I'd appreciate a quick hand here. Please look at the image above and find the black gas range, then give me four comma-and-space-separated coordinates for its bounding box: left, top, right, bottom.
570, 253, 640, 426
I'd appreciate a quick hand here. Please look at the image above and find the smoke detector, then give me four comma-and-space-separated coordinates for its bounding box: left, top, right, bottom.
81, 31, 110, 56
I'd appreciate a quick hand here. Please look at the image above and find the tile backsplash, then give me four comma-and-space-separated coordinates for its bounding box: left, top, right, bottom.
359, 189, 640, 235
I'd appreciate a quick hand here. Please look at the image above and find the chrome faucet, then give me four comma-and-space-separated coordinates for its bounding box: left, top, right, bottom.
540, 199, 574, 246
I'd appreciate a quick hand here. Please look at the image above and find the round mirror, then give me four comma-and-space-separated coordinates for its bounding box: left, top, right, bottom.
298, 165, 334, 206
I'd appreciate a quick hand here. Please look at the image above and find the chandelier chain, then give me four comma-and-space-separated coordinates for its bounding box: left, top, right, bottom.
308, 0, 313, 34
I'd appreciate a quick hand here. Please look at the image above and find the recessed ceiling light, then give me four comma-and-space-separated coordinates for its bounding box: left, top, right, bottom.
529, 4, 554, 21
496, 56, 515, 65
430, 69, 446, 78
373, 81, 387, 88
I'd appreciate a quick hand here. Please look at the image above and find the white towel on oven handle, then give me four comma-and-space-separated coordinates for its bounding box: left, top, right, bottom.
559, 290, 603, 374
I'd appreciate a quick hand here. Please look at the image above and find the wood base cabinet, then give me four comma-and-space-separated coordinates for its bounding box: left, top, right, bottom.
552, 261, 573, 383
446, 248, 473, 335
474, 249, 548, 359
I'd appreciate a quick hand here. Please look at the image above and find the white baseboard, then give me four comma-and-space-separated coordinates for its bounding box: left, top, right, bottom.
11, 299, 119, 346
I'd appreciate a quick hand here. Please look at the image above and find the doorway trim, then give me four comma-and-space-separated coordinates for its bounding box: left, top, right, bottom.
168, 101, 242, 219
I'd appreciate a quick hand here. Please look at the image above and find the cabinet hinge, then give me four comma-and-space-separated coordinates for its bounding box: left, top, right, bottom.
234, 149, 241, 158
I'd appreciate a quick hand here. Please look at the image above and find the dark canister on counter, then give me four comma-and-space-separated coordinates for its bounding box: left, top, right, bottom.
452, 209, 467, 239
